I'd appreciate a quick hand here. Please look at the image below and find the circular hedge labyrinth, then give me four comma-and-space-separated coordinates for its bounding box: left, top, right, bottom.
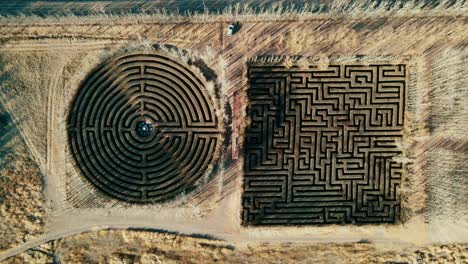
68, 53, 222, 203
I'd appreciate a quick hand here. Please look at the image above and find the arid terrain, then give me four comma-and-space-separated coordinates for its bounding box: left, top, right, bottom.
0, 1, 467, 263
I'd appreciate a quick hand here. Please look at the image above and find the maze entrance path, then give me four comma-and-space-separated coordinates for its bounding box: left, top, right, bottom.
242, 65, 406, 225
69, 53, 221, 203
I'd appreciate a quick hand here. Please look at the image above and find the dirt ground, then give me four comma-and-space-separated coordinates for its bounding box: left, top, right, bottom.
0, 108, 46, 253
0, 2, 467, 263
3, 230, 468, 264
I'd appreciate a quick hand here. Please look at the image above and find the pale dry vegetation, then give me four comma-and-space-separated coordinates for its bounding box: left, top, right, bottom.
4, 229, 468, 263
0, 0, 466, 25
0, 128, 46, 252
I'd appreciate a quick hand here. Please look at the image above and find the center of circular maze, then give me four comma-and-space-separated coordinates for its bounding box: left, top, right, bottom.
69, 53, 221, 203
136, 119, 154, 138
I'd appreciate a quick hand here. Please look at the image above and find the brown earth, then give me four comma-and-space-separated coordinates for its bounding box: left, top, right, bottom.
0, 133, 46, 252
3, 229, 468, 264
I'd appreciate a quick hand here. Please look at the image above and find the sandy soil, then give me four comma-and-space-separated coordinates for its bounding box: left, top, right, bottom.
3, 229, 468, 263
0, 123, 46, 252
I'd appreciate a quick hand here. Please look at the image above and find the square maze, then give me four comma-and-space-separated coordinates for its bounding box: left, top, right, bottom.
242, 64, 406, 225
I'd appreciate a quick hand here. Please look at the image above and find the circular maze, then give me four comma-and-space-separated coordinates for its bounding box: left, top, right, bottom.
69, 53, 221, 203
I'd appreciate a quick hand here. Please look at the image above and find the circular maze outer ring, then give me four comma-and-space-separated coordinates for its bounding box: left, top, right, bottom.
68, 52, 222, 203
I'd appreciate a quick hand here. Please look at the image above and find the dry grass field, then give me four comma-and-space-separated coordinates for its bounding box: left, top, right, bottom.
0, 1, 467, 263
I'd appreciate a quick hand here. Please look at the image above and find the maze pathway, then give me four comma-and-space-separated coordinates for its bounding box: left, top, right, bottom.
68, 53, 221, 203
242, 65, 406, 225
